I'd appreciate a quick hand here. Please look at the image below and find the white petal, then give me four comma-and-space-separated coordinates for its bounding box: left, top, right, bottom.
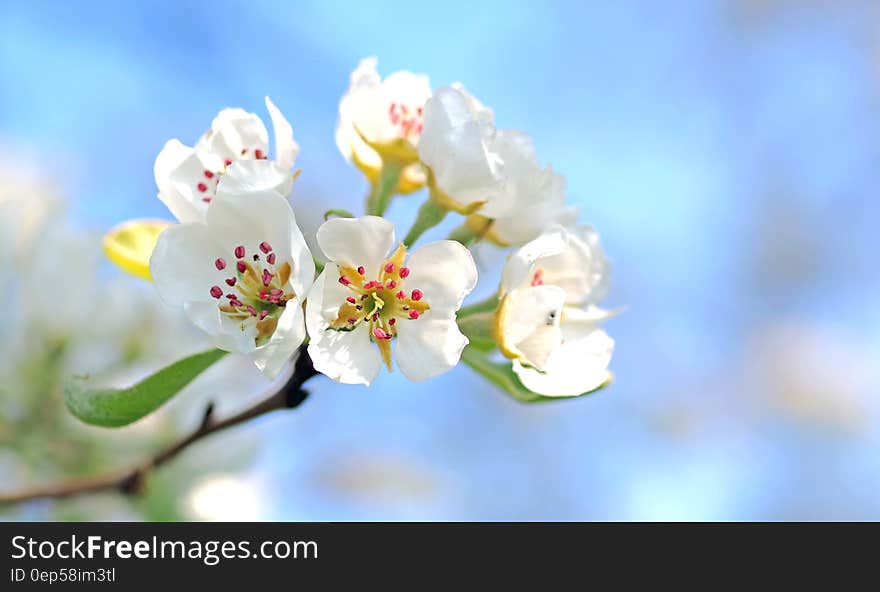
500, 226, 568, 294
513, 327, 614, 397
218, 159, 293, 198
154, 140, 223, 223
150, 224, 227, 306
265, 96, 299, 169
498, 285, 566, 370
201, 108, 269, 161
249, 299, 306, 379
537, 225, 609, 306
306, 270, 382, 385
404, 240, 478, 316
395, 316, 468, 382
185, 301, 257, 353
335, 57, 383, 166
316, 216, 394, 274
418, 86, 501, 207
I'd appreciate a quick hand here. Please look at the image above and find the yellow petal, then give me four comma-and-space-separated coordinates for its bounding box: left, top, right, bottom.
103, 219, 173, 281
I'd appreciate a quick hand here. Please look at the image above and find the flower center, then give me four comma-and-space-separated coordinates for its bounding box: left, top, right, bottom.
195, 148, 269, 204
329, 243, 430, 368
208, 241, 294, 346
388, 102, 424, 140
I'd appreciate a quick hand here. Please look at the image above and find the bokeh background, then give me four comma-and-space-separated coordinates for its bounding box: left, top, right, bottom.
1, 0, 878, 520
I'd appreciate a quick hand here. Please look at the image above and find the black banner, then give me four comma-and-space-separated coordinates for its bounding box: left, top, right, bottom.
0, 522, 870, 586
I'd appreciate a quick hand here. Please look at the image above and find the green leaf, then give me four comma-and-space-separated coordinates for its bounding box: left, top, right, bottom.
65, 349, 227, 427
460, 346, 610, 403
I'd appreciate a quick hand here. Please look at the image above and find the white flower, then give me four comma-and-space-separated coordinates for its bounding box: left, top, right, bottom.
306, 216, 477, 385
496, 225, 614, 396
336, 57, 431, 192
155, 97, 298, 223
150, 187, 314, 379
418, 84, 505, 214
482, 130, 579, 246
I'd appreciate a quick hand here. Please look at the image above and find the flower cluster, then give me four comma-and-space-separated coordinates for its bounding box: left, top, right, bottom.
105, 58, 616, 399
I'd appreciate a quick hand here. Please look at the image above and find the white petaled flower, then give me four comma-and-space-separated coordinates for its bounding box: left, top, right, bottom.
306, 216, 477, 385
496, 225, 614, 397
417, 84, 506, 214
155, 97, 299, 223
336, 57, 431, 193
481, 130, 579, 246
150, 186, 314, 379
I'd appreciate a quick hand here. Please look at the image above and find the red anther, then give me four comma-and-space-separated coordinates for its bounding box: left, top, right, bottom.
225, 277, 236, 286
375, 282, 384, 291
363, 280, 375, 290
259, 289, 268, 300
372, 327, 390, 340
388, 318, 396, 326
204, 170, 214, 179
531, 269, 544, 287
259, 241, 272, 253
234, 246, 246, 258
409, 310, 420, 320
267, 253, 276, 265
260, 310, 268, 320
386, 280, 396, 289
384, 262, 395, 274
262, 269, 274, 287
271, 289, 283, 297
224, 159, 233, 166
202, 197, 212, 203
357, 266, 365, 275
347, 318, 356, 324
247, 305, 257, 316
339, 276, 352, 286
237, 261, 247, 273
396, 290, 406, 300
197, 183, 208, 192
417, 106, 423, 116
389, 102, 396, 115
254, 149, 265, 159
411, 289, 423, 301
398, 267, 410, 278
372, 313, 379, 321
210, 286, 223, 299
346, 296, 357, 304
215, 258, 227, 270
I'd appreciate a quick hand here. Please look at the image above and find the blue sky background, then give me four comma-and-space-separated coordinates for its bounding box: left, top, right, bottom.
2, 0, 879, 519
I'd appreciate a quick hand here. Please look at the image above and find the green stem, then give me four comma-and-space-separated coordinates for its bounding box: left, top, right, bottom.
447, 222, 478, 247
457, 294, 499, 318
456, 311, 496, 351
366, 163, 403, 216
403, 197, 449, 247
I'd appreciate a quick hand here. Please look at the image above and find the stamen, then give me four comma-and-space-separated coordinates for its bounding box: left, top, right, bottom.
259, 310, 268, 320
259, 241, 272, 254
409, 310, 420, 320
267, 253, 276, 265
396, 290, 406, 299
387, 280, 397, 289
388, 318, 396, 326
197, 183, 208, 192
225, 277, 236, 286
215, 258, 227, 270
357, 266, 365, 275
384, 263, 395, 274
339, 276, 352, 286
373, 327, 390, 340
398, 267, 410, 279
346, 296, 357, 304
254, 149, 265, 159
411, 289, 423, 301
262, 269, 274, 287
204, 170, 214, 179
237, 261, 247, 273
210, 286, 223, 299
234, 246, 246, 259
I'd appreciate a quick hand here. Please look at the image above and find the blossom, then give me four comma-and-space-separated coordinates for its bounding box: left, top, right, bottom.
155, 97, 298, 223
495, 225, 614, 396
336, 57, 431, 193
474, 130, 578, 246
150, 186, 314, 378
417, 84, 505, 214
306, 216, 477, 385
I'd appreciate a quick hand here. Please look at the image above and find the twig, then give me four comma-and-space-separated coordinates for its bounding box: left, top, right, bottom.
0, 347, 318, 505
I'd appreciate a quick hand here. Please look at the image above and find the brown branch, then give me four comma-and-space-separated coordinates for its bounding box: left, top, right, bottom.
0, 347, 318, 505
